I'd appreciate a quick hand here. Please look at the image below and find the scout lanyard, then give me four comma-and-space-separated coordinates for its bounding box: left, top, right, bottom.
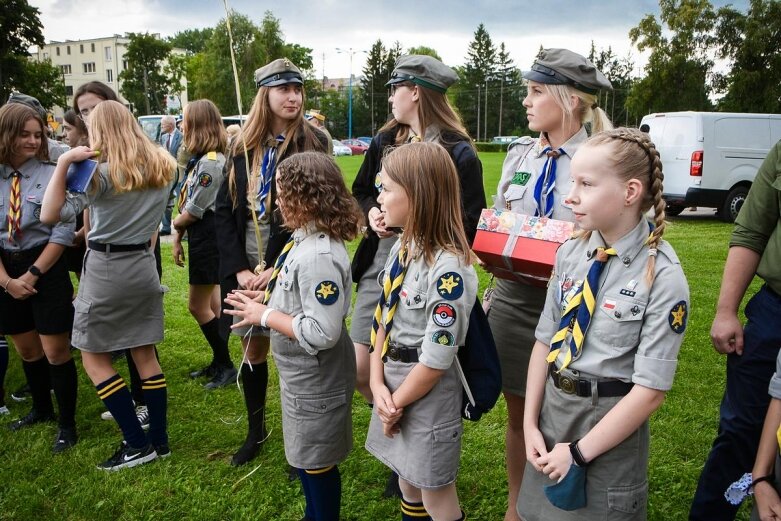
369, 244, 408, 358
177, 153, 205, 214
7, 170, 22, 242
261, 236, 296, 304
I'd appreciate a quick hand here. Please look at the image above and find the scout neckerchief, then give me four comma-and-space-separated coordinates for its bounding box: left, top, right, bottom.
533, 145, 566, 218
257, 135, 285, 218
177, 152, 206, 213
369, 244, 408, 358
262, 235, 296, 305
547, 246, 617, 371
7, 170, 22, 243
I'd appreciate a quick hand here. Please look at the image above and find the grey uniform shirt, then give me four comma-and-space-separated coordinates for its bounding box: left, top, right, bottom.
268, 225, 353, 356
60, 162, 170, 245
494, 127, 588, 219
0, 160, 74, 250
183, 151, 226, 219
381, 240, 478, 370
769, 353, 781, 399
535, 219, 690, 391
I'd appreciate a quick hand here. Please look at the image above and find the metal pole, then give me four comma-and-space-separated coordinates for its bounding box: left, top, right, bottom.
348, 52, 353, 139
476, 84, 481, 141
484, 79, 488, 141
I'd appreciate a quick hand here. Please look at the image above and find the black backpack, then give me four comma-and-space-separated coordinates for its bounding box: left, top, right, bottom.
456, 300, 501, 421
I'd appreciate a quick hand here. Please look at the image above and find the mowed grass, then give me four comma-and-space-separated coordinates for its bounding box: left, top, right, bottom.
0, 152, 758, 520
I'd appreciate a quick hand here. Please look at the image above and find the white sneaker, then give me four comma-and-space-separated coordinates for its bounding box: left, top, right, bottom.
100, 410, 114, 421
0, 405, 9, 415
136, 405, 150, 431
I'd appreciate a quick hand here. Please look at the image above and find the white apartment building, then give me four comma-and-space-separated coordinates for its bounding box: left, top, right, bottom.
33, 35, 187, 120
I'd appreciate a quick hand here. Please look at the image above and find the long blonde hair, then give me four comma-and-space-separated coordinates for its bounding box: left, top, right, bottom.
544, 83, 613, 135
89, 101, 175, 192
583, 127, 666, 285
381, 142, 474, 266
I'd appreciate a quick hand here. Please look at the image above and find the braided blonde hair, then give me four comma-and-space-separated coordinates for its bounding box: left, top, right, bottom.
585, 127, 666, 285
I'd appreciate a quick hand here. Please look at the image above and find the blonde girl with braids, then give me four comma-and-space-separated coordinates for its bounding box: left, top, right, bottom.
214, 58, 328, 467
517, 128, 690, 520
42, 100, 175, 470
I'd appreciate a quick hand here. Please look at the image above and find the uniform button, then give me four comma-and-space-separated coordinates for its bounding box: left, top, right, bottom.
452, 432, 458, 439
319, 234, 325, 238
586, 250, 593, 259
320, 404, 326, 410
622, 256, 631, 265
614, 310, 622, 318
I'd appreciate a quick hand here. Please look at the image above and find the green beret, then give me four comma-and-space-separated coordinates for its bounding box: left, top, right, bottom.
523, 48, 612, 94
254, 58, 303, 89
386, 55, 458, 94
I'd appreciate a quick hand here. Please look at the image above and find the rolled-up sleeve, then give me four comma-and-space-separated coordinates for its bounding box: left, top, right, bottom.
730, 142, 780, 254
292, 254, 348, 355
184, 160, 222, 220
48, 219, 76, 246
631, 263, 690, 391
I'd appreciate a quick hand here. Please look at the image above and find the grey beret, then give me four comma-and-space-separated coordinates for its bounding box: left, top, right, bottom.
523, 48, 613, 94
8, 92, 47, 120
254, 58, 304, 88
386, 55, 458, 94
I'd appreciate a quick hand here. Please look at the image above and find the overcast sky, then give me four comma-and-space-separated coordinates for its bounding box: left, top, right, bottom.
30, 0, 747, 79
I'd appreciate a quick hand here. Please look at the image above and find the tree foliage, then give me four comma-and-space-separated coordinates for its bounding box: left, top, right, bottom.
119, 33, 174, 115
0, 0, 45, 104
358, 39, 402, 135
167, 28, 214, 55
406, 46, 441, 61
588, 42, 636, 126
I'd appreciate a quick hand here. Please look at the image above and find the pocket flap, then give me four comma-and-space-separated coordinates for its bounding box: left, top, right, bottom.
295, 392, 347, 414
73, 297, 92, 313
607, 480, 647, 514
401, 285, 426, 309
433, 419, 463, 443
503, 184, 527, 202
598, 296, 645, 322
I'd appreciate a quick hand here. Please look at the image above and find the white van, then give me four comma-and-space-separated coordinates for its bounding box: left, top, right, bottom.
640, 111, 781, 222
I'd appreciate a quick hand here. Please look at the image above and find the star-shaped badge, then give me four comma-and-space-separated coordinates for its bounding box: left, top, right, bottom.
437, 272, 464, 301
315, 281, 340, 305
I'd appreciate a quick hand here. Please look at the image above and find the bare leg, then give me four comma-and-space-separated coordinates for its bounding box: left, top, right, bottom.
504, 392, 526, 521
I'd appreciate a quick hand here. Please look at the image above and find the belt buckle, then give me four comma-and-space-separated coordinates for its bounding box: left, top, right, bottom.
387, 346, 400, 362
558, 374, 577, 395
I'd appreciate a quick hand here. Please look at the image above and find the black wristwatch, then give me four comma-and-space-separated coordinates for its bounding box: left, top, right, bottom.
569, 439, 589, 467
28, 265, 43, 277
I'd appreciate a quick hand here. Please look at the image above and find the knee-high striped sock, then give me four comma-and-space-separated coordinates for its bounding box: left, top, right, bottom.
141, 373, 168, 447
400, 499, 431, 520
96, 374, 146, 448
301, 465, 341, 521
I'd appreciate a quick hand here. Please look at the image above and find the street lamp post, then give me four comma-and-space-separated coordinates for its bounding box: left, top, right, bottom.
336, 47, 368, 139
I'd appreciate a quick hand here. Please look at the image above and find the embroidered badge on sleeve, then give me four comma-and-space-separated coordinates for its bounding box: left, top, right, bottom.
668, 301, 687, 334
431, 330, 456, 346
198, 173, 213, 187
315, 281, 340, 305
432, 303, 456, 327
437, 272, 464, 300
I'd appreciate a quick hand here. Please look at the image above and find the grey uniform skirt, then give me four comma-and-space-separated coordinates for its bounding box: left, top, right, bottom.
72, 247, 165, 352
231, 222, 270, 338
488, 278, 548, 396
518, 373, 649, 520
365, 357, 463, 489
349, 236, 395, 346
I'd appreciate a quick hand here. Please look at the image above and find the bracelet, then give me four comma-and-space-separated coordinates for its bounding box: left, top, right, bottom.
260, 307, 275, 328
752, 474, 775, 489
2, 278, 12, 292
569, 439, 589, 467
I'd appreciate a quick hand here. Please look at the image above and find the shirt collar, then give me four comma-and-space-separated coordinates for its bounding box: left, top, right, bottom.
585, 218, 653, 266
535, 126, 589, 159
293, 222, 320, 243
1, 160, 35, 179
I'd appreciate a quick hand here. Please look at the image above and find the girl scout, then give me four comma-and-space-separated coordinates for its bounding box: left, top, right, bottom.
225, 152, 361, 520
41, 100, 176, 470
0, 103, 78, 453
365, 142, 477, 521
215, 57, 329, 467
351, 55, 484, 409
518, 128, 689, 519
172, 99, 235, 390
484, 48, 613, 520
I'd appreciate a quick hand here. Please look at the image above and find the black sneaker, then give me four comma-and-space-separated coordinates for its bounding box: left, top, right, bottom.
10, 383, 31, 402
189, 362, 216, 380
52, 427, 78, 453
9, 409, 56, 431
203, 365, 237, 390
96, 442, 157, 471
154, 443, 171, 459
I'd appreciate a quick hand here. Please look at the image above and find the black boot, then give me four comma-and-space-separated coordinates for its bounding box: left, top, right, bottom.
231, 362, 268, 466
10, 358, 55, 431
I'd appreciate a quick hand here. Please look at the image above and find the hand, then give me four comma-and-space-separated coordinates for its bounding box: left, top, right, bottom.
383, 419, 402, 438
371, 383, 403, 424
172, 219, 186, 233
247, 267, 273, 291
232, 289, 263, 301
536, 442, 572, 482
223, 291, 266, 329
368, 207, 395, 239
236, 269, 255, 289
524, 425, 549, 472
710, 310, 744, 355
172, 240, 185, 267
5, 278, 37, 300
72, 228, 86, 246
60, 146, 98, 165
754, 481, 781, 520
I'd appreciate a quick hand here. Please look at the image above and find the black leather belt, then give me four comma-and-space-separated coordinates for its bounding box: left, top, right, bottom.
549, 364, 633, 398
382, 344, 419, 364
88, 241, 149, 253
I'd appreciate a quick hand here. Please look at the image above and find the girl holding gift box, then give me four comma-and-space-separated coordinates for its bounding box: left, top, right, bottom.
518, 128, 689, 519
484, 48, 614, 521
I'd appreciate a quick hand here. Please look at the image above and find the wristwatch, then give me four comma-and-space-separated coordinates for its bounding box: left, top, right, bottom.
28, 265, 43, 277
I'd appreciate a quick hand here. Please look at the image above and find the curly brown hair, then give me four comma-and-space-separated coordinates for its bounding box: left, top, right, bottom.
275, 151, 364, 241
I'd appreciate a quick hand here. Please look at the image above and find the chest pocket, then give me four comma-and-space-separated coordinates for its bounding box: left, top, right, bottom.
25, 196, 43, 222
502, 184, 528, 210
400, 284, 426, 310
277, 263, 295, 292
595, 294, 646, 348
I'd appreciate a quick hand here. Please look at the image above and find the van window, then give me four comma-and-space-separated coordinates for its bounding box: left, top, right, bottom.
715, 118, 770, 149
659, 117, 696, 147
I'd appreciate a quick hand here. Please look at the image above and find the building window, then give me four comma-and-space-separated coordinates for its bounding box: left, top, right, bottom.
91, 43, 95, 53
122, 59, 129, 71
83, 62, 96, 74
60, 64, 72, 75
80, 44, 84, 54
43, 52, 48, 59
106, 69, 113, 83
56, 47, 60, 56
105, 46, 112, 61
65, 86, 73, 96
67, 46, 71, 55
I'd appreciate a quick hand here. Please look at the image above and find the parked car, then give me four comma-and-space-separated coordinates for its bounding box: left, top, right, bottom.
222, 115, 247, 127
341, 138, 369, 155
640, 111, 781, 222
491, 135, 519, 144
137, 115, 167, 142
356, 136, 373, 146
333, 139, 352, 156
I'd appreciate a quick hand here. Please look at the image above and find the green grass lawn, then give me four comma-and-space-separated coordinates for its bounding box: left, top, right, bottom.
0, 152, 758, 519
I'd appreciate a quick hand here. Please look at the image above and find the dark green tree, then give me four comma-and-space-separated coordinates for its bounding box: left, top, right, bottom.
627, 0, 716, 116
359, 40, 401, 134
406, 46, 441, 61
455, 23, 497, 140
14, 59, 66, 111
713, 0, 781, 113
0, 0, 45, 104
167, 28, 214, 55
119, 33, 174, 115
587, 42, 637, 126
